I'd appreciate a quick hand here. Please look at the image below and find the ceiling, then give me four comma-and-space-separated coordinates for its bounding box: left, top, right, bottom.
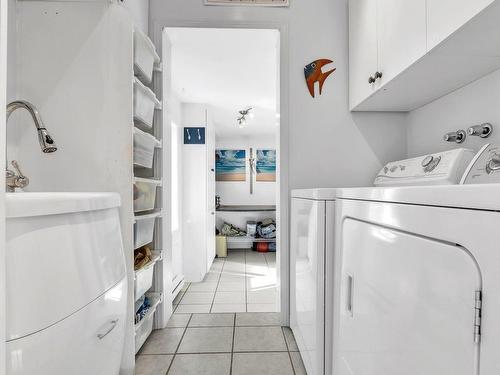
166, 28, 279, 137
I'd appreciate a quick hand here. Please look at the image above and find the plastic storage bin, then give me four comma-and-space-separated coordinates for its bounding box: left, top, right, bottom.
133, 29, 160, 84
134, 213, 161, 249
135, 310, 153, 353
134, 128, 160, 168
134, 178, 161, 212
135, 293, 161, 354
134, 263, 154, 301
134, 252, 161, 301
133, 77, 161, 128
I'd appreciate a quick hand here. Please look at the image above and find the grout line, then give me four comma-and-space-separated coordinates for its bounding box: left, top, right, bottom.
244, 249, 248, 312
229, 313, 236, 375
281, 326, 298, 375
165, 313, 193, 375
166, 350, 291, 355
210, 258, 225, 312
172, 350, 289, 355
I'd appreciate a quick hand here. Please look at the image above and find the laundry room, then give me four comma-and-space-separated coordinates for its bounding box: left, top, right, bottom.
2, 1, 500, 375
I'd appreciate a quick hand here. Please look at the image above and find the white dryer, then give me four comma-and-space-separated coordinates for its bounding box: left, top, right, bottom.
334, 145, 500, 375
291, 189, 337, 375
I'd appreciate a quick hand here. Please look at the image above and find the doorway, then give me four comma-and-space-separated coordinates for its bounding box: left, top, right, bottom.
165, 27, 281, 314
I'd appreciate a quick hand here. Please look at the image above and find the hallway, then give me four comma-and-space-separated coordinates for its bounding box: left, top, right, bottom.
174, 249, 278, 313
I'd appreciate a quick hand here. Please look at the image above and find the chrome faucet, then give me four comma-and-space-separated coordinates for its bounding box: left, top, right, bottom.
6, 100, 58, 192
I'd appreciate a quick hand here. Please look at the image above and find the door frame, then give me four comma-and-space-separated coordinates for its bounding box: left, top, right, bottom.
0, 0, 7, 374
151, 18, 290, 324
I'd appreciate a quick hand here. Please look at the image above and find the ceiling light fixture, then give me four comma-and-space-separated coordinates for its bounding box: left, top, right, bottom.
237, 107, 253, 127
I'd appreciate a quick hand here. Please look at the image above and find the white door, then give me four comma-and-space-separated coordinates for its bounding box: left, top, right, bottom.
426, 0, 495, 50
349, 0, 379, 109
290, 198, 325, 375
206, 109, 216, 271
337, 218, 480, 375
377, 0, 426, 85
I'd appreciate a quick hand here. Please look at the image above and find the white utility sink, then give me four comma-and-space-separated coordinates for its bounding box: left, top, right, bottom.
6, 192, 128, 375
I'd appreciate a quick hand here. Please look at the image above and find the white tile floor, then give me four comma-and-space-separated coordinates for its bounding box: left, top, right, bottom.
173, 249, 279, 313
136, 312, 307, 375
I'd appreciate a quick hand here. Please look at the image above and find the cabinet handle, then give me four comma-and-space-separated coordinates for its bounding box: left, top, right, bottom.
368, 75, 376, 84
97, 319, 119, 340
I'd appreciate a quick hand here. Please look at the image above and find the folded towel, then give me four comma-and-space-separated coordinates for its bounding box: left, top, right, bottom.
134, 246, 153, 270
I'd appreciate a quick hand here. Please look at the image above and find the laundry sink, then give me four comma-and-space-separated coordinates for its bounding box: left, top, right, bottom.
6, 192, 127, 375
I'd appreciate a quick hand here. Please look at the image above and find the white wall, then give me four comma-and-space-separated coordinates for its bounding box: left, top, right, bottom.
216, 135, 276, 206
407, 68, 500, 157
149, 0, 408, 191
122, 0, 149, 33
150, 0, 407, 323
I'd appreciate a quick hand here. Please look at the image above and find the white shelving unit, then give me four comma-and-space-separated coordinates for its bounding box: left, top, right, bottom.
132, 28, 167, 354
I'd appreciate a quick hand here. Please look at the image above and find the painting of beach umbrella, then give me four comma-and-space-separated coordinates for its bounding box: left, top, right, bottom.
216, 149, 246, 182
256, 149, 276, 182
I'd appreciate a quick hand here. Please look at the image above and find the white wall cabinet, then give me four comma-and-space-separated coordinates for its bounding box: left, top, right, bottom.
376, 0, 426, 84
350, 0, 426, 109
349, 0, 500, 111
182, 104, 216, 282
348, 0, 379, 109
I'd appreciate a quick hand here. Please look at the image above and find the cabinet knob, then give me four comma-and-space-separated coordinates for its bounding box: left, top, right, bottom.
368, 71, 383, 84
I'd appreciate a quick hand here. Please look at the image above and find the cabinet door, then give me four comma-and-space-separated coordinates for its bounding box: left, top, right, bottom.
377, 0, 426, 85
349, 0, 379, 109
427, 0, 495, 50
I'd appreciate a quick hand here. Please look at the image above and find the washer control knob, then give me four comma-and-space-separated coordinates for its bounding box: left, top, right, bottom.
424, 156, 442, 173
486, 154, 500, 174
422, 155, 434, 168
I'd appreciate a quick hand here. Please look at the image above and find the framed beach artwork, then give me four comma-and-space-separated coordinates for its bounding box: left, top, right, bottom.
216, 149, 246, 182
256, 149, 276, 182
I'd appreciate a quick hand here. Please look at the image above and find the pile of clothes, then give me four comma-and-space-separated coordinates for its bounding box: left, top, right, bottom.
221, 222, 247, 237
135, 295, 151, 324
134, 245, 153, 270
257, 219, 277, 239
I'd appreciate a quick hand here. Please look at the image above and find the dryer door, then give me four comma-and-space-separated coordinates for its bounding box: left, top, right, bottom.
338, 218, 480, 375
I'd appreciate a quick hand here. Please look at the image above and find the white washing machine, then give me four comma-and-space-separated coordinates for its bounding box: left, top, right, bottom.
334, 144, 500, 375
291, 148, 476, 375
291, 189, 337, 375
